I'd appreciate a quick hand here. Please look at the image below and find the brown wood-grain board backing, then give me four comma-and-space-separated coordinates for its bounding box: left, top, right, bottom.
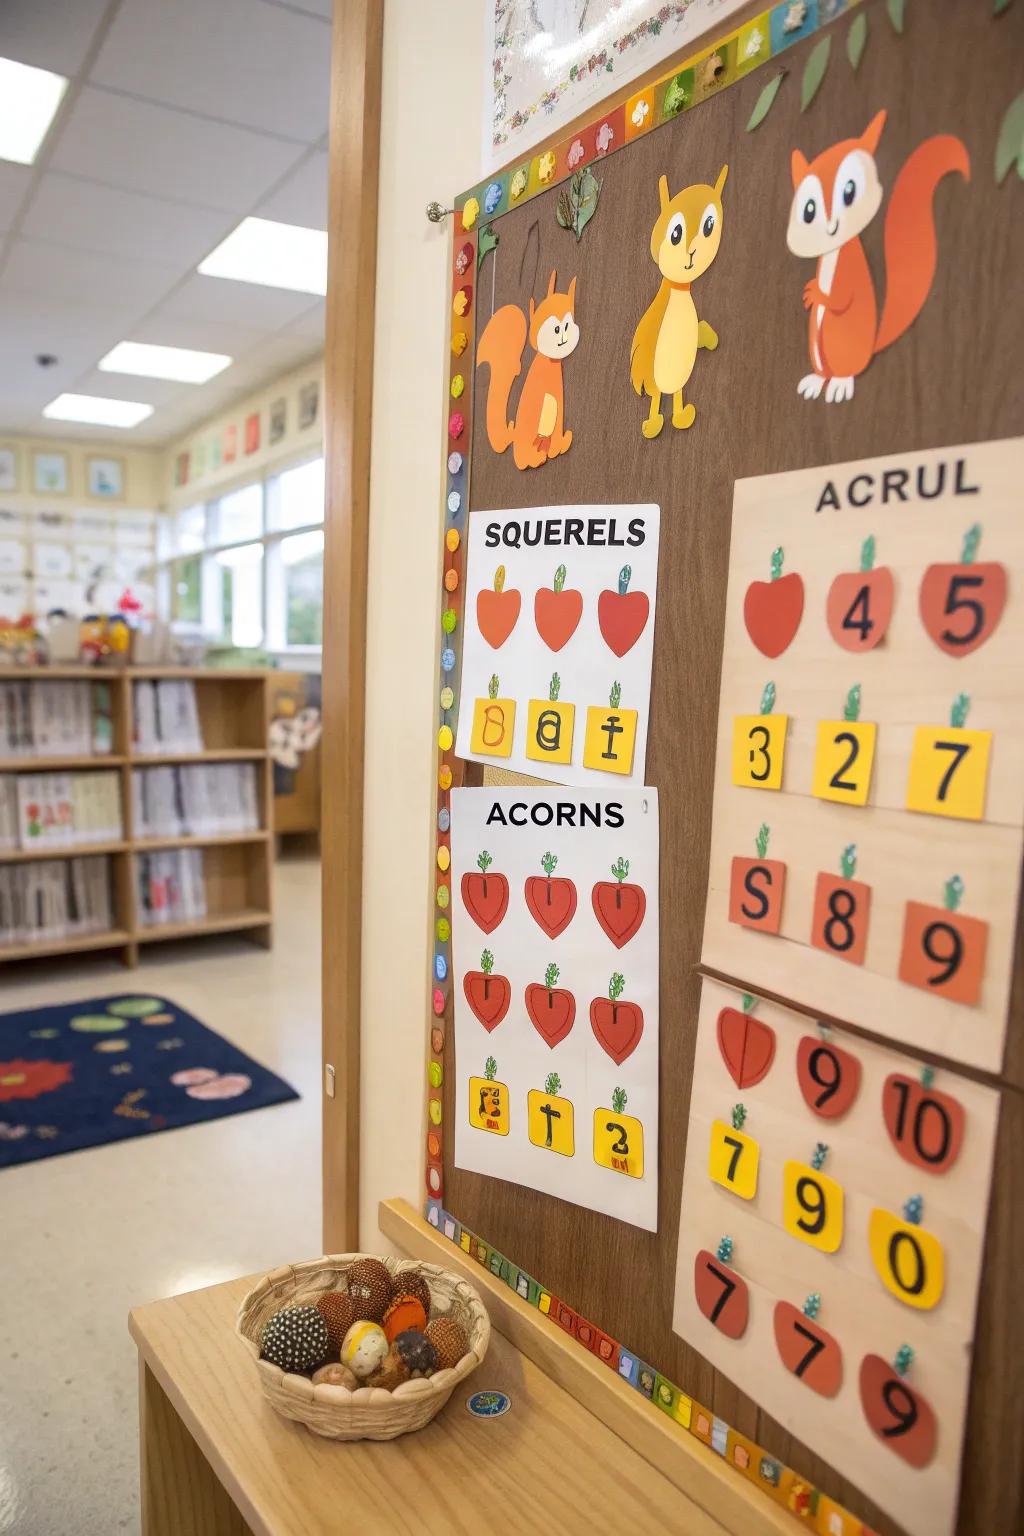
442, 4, 1024, 1533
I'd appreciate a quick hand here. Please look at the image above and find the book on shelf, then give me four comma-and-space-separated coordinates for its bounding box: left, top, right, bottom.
132, 763, 259, 839
0, 855, 114, 946
133, 680, 203, 755
136, 848, 207, 928
0, 679, 113, 759
0, 771, 123, 851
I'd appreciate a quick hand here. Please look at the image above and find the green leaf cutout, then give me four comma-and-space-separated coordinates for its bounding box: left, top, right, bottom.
996, 91, 1024, 184
994, 0, 1013, 13
886, 0, 906, 33
847, 11, 868, 70
556, 167, 602, 241
746, 72, 784, 132
477, 223, 499, 269
801, 36, 831, 112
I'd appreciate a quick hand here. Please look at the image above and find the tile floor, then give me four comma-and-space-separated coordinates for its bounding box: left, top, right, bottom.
0, 852, 322, 1536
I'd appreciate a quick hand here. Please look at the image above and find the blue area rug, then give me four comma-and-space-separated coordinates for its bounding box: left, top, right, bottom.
0, 994, 299, 1168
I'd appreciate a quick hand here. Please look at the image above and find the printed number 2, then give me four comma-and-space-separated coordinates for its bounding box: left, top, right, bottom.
812, 720, 876, 806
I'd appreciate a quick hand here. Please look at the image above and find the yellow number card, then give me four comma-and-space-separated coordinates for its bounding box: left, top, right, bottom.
732, 713, 788, 790
709, 1119, 759, 1200
868, 1208, 944, 1310
812, 719, 877, 806
782, 1160, 844, 1253
906, 724, 990, 821
593, 1107, 644, 1178
527, 1086, 575, 1157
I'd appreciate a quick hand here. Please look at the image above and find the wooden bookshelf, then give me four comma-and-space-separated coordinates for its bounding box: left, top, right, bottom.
0, 666, 274, 968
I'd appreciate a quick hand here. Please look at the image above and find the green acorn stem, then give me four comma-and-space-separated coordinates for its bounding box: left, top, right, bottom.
844, 684, 861, 722
618, 564, 632, 596
608, 972, 625, 1002
544, 962, 560, 990
755, 823, 769, 859
961, 524, 981, 565
553, 563, 567, 594
477, 850, 493, 874
480, 949, 494, 975
944, 874, 964, 913
840, 843, 857, 880
549, 672, 561, 701
488, 673, 499, 700
860, 535, 876, 573
770, 547, 784, 581
610, 680, 622, 709
760, 681, 776, 714
611, 856, 630, 883
541, 851, 558, 877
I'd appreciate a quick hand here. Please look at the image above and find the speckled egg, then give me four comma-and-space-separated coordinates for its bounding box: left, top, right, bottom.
367, 1345, 411, 1392
312, 1362, 358, 1389
425, 1317, 468, 1371
382, 1293, 427, 1343
315, 1290, 356, 1352
345, 1258, 393, 1322
259, 1306, 330, 1373
394, 1329, 438, 1378
340, 1320, 389, 1380
394, 1271, 432, 1318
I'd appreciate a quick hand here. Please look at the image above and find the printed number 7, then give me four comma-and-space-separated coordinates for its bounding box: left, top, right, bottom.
792, 1321, 826, 1379
934, 740, 969, 801
705, 1261, 736, 1325
723, 1134, 744, 1181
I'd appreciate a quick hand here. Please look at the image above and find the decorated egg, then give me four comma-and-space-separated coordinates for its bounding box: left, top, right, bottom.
345, 1257, 393, 1322
340, 1320, 389, 1380
395, 1271, 432, 1318
368, 1345, 411, 1392
394, 1329, 438, 1378
312, 1362, 358, 1389
425, 1317, 468, 1371
259, 1306, 330, 1373
382, 1293, 427, 1343
316, 1290, 356, 1352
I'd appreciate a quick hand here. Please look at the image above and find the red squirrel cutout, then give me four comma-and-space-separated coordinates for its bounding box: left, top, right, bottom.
786, 110, 969, 404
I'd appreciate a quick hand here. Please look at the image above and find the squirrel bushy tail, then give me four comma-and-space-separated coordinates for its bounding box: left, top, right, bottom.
477, 305, 527, 453
875, 135, 970, 355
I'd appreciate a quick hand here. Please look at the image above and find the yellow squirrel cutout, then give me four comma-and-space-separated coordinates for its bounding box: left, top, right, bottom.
630, 165, 727, 438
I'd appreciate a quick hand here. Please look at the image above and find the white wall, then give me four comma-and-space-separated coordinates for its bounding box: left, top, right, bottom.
359, 1, 486, 1243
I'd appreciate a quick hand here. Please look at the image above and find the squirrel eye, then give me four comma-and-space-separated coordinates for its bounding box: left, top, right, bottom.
702, 213, 715, 237
553, 323, 560, 333
802, 198, 816, 223
670, 223, 683, 245
842, 178, 857, 207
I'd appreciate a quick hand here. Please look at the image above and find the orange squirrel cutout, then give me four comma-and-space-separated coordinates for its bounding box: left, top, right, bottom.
787, 110, 969, 404
477, 270, 580, 470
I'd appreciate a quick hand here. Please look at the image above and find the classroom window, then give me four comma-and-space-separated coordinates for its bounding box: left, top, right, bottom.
212, 482, 263, 547
267, 456, 325, 531
281, 530, 324, 646
172, 555, 202, 625
211, 543, 264, 648
174, 504, 207, 554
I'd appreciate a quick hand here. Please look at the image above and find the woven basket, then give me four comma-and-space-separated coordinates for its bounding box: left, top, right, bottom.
236, 1252, 490, 1440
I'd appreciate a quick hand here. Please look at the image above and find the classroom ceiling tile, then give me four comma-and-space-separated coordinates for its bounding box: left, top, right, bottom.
0, 293, 134, 375
281, 0, 333, 17
0, 162, 32, 235
256, 152, 329, 229
126, 315, 274, 361
19, 172, 234, 267
49, 87, 305, 211
0, 237, 179, 313
0, 0, 109, 77
282, 300, 327, 342
157, 271, 318, 330
91, 0, 331, 144
72, 368, 189, 410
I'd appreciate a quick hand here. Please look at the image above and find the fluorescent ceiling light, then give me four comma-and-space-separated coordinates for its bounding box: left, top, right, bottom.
98, 341, 231, 384
0, 56, 68, 165
44, 393, 153, 429
198, 216, 327, 296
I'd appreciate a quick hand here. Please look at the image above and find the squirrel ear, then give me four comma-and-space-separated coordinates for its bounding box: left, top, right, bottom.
862, 109, 887, 154
546, 269, 557, 298
791, 148, 809, 188
567, 275, 577, 310
714, 163, 728, 198
658, 174, 669, 212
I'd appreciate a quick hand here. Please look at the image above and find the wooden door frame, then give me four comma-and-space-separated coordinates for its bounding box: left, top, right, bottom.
321, 0, 383, 1251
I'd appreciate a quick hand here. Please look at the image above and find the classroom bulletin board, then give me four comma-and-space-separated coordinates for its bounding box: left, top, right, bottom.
423, 4, 1024, 1533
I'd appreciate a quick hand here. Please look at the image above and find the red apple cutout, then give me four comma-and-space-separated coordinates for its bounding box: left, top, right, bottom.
463, 949, 511, 1031
919, 523, 1006, 657
826, 534, 895, 652
859, 1355, 937, 1468
743, 546, 804, 658
716, 1004, 776, 1088
694, 1249, 748, 1338
525, 963, 576, 1047
773, 1302, 843, 1397
590, 972, 643, 1064
598, 564, 650, 657
524, 851, 577, 938
796, 1035, 862, 1119
476, 564, 521, 648
461, 850, 509, 933
592, 856, 646, 948
881, 1073, 966, 1174
535, 563, 583, 651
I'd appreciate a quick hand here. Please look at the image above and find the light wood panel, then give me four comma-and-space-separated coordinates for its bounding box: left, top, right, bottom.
321, 0, 382, 1251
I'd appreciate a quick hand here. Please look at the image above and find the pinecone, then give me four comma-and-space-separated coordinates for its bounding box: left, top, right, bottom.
260, 1306, 330, 1373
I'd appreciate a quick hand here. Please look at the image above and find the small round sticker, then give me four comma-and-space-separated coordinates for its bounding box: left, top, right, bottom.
437, 807, 451, 833
467, 1390, 511, 1419
447, 452, 463, 475
434, 953, 448, 981
444, 568, 459, 592
448, 490, 461, 514
441, 647, 456, 672
440, 686, 454, 711
446, 528, 461, 552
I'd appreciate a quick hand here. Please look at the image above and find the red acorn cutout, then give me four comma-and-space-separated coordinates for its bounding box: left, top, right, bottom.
826, 535, 894, 653
525, 962, 576, 1047
592, 856, 646, 948
716, 993, 776, 1089
463, 949, 511, 1031
461, 849, 509, 934
535, 563, 583, 651
743, 546, 804, 658
695, 1235, 748, 1339
859, 1348, 937, 1469
598, 564, 650, 657
525, 851, 577, 938
919, 523, 1007, 657
476, 564, 522, 649
773, 1293, 843, 1398
590, 972, 643, 1065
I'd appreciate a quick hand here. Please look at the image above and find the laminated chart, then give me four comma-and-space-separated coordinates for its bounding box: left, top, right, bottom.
672, 978, 1000, 1536
454, 505, 660, 787
701, 439, 1024, 1072
451, 786, 659, 1231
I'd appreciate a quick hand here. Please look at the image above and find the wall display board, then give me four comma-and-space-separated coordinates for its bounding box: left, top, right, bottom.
450, 785, 660, 1229
422, 3, 1024, 1534
454, 505, 660, 786
672, 977, 999, 1536
701, 440, 1023, 1073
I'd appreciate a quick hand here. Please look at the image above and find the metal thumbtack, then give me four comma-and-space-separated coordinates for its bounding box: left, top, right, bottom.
426, 201, 453, 223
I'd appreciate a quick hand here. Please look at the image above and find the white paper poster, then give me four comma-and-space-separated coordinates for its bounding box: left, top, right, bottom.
451, 785, 660, 1231
455, 504, 659, 787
